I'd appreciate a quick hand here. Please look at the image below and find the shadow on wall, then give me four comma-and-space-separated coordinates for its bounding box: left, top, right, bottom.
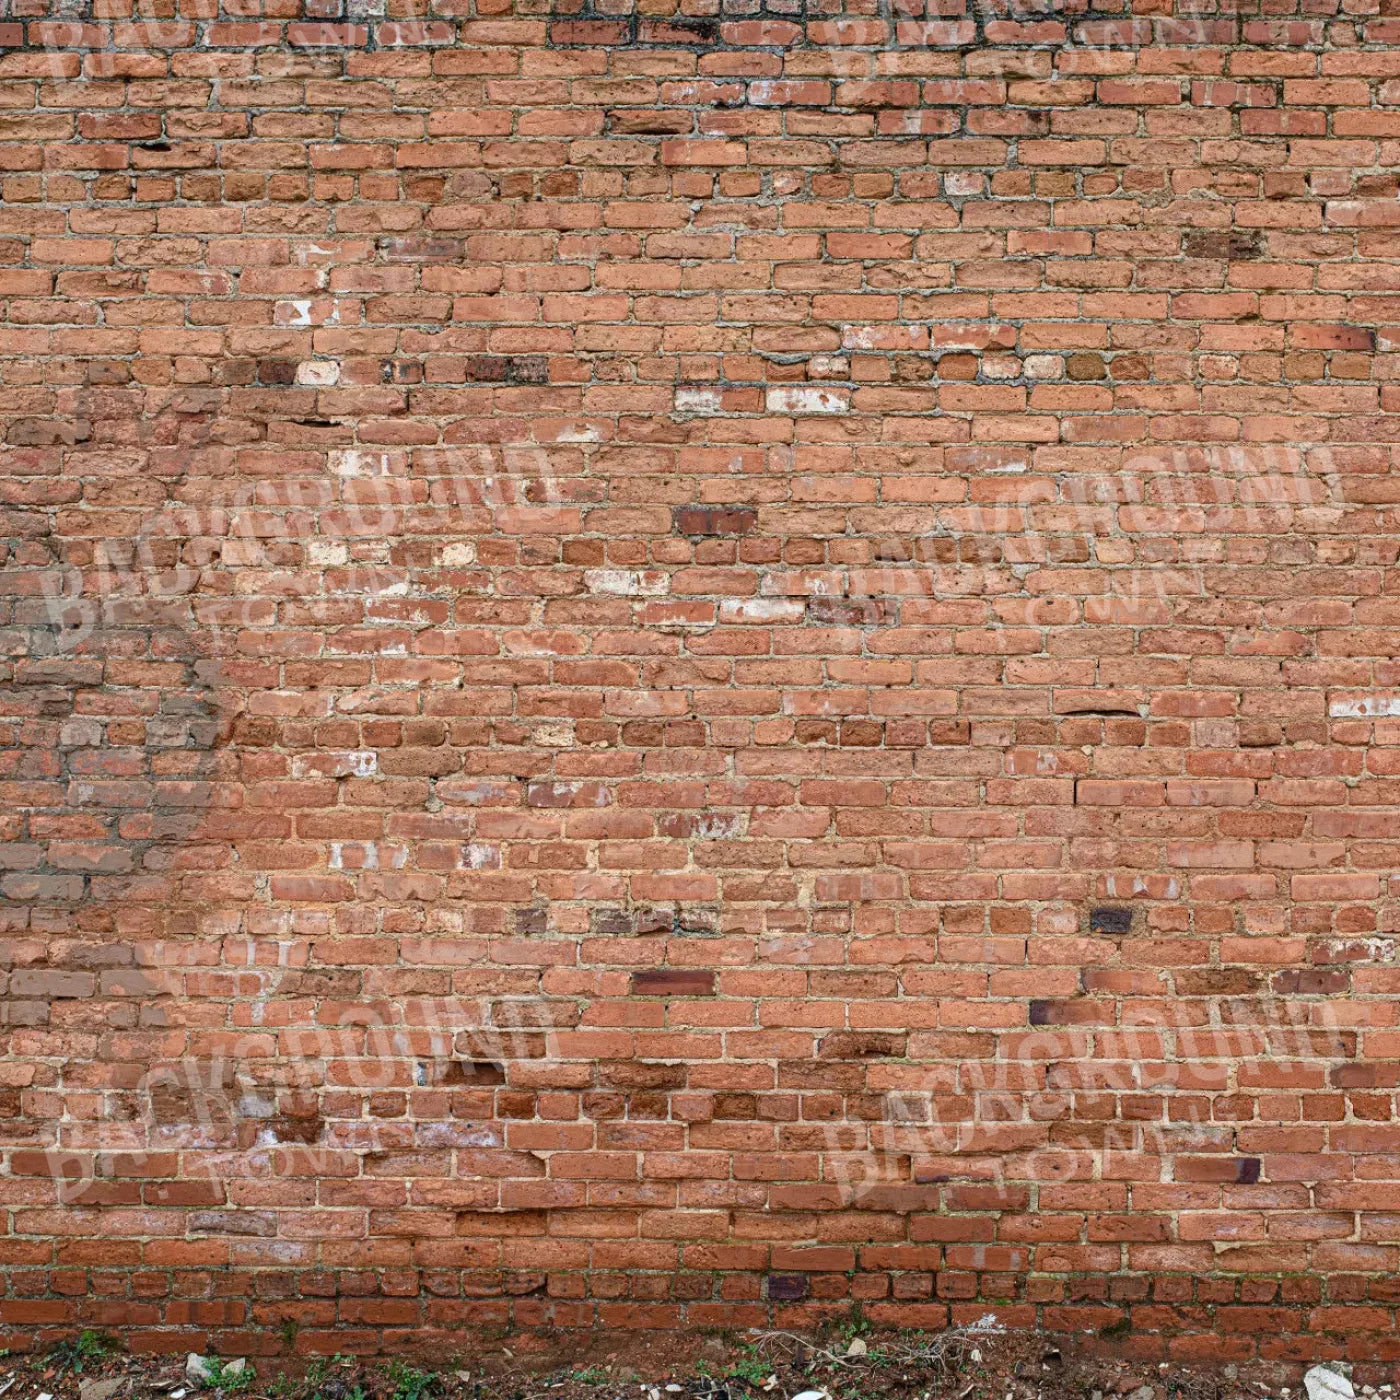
2, 378, 243, 1196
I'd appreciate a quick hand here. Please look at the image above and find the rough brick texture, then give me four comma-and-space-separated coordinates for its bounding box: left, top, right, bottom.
3, 0, 1400, 1363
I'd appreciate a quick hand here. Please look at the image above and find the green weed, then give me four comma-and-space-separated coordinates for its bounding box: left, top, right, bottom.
387, 1360, 439, 1400
204, 1359, 255, 1395
49, 1332, 116, 1376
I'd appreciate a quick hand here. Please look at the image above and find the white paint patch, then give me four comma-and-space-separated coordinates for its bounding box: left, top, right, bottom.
451, 782, 509, 805
1326, 937, 1397, 963
417, 1122, 503, 1148
1105, 874, 1181, 900
308, 540, 348, 566
721, 598, 805, 623
329, 840, 408, 870
932, 327, 1001, 350
534, 721, 575, 747
767, 386, 850, 415
296, 360, 340, 386
533, 780, 609, 808
585, 569, 670, 597
441, 542, 476, 565
675, 386, 723, 415
842, 325, 924, 351
1329, 695, 1400, 718
982, 355, 1022, 381
328, 450, 392, 477
294, 750, 378, 779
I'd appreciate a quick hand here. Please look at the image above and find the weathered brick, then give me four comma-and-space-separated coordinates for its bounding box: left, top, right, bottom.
1, 0, 1397, 1352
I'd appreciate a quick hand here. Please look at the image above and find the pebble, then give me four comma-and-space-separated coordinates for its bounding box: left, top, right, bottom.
1304, 1367, 1354, 1400
79, 1380, 124, 1400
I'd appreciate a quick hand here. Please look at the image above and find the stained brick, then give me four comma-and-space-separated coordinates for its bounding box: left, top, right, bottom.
630, 970, 716, 998
672, 506, 759, 537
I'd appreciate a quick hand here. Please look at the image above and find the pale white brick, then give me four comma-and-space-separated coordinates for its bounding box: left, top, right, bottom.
585, 569, 670, 596
766, 386, 850, 415
1329, 694, 1400, 718
308, 540, 348, 566
1023, 354, 1064, 379
296, 360, 340, 386
674, 386, 723, 415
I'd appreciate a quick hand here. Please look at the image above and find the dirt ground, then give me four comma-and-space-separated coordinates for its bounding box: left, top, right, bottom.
2, 1325, 1376, 1400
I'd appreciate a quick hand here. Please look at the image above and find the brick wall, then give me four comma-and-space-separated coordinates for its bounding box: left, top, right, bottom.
3, 0, 1400, 1362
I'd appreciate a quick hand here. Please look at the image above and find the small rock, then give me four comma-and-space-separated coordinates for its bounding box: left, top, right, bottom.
80, 1381, 124, 1400
1127, 1388, 1156, 1400
846, 1339, 867, 1357
666, 1388, 683, 1395
186, 1358, 214, 1388
1305, 1367, 1354, 1400
792, 1391, 829, 1400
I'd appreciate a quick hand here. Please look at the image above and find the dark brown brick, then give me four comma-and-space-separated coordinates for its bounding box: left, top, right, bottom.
630, 970, 716, 997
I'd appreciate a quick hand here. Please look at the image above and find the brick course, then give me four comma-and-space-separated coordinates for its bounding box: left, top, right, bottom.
3, 0, 1400, 1360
